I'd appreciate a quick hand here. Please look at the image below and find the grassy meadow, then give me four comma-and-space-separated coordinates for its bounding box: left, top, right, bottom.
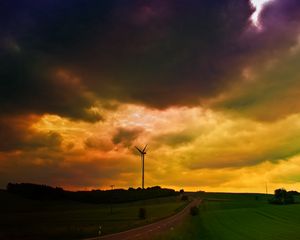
155, 192, 300, 240
0, 190, 187, 240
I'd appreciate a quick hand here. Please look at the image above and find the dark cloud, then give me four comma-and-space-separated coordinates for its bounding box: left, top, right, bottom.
0, 1, 105, 122
239, 0, 300, 63
261, 0, 300, 31
65, 0, 254, 108
154, 131, 196, 147
0, 116, 62, 152
112, 128, 143, 147
206, 0, 300, 120
84, 137, 114, 151
0, 51, 102, 122
2, 0, 300, 118
0, 0, 255, 117
216, 53, 300, 121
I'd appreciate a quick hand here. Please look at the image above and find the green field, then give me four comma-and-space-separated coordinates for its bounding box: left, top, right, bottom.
0, 190, 187, 240
155, 192, 300, 240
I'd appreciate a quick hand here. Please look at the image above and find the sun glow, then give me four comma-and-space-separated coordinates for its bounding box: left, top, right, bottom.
250, 0, 275, 28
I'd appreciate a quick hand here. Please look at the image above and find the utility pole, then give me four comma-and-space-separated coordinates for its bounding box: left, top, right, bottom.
265, 182, 268, 202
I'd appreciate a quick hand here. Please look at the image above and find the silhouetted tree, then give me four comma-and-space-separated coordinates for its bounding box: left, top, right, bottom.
6, 182, 64, 200
6, 183, 179, 204
269, 188, 295, 204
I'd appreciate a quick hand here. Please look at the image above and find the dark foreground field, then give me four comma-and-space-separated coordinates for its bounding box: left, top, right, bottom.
2, 191, 300, 240
155, 192, 300, 240
0, 190, 187, 240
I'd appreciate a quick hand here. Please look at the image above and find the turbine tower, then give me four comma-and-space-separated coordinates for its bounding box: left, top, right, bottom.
135, 144, 147, 189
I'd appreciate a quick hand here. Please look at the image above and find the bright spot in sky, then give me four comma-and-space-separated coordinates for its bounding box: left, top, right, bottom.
250, 0, 274, 28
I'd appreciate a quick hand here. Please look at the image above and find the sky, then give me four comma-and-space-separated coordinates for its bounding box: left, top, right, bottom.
1, 0, 300, 193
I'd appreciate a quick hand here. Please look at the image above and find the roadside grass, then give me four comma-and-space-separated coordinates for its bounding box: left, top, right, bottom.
154, 192, 300, 240
0, 190, 186, 240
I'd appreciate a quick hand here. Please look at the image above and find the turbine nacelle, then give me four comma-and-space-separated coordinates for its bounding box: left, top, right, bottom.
135, 144, 147, 155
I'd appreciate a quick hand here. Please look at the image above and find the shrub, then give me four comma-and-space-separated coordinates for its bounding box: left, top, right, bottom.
190, 206, 199, 216
138, 208, 147, 219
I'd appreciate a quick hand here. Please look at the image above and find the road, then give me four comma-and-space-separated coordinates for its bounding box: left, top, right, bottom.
85, 198, 201, 240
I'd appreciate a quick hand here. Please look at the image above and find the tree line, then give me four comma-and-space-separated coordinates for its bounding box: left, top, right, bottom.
6, 183, 178, 204
269, 188, 299, 205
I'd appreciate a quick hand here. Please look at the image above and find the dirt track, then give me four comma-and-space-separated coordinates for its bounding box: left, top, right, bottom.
85, 198, 201, 240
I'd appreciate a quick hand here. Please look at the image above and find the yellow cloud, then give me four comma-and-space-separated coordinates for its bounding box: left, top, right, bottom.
20, 104, 300, 192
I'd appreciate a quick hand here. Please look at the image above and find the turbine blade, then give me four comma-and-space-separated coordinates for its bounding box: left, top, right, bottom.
142, 144, 148, 153
135, 146, 143, 154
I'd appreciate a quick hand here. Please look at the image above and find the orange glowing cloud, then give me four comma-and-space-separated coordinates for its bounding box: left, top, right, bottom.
0, 103, 293, 192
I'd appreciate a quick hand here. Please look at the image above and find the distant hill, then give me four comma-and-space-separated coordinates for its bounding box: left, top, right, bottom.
6, 183, 178, 204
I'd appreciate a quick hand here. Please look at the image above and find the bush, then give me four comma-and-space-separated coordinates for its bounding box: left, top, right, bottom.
181, 195, 189, 201
190, 206, 199, 216
138, 208, 147, 219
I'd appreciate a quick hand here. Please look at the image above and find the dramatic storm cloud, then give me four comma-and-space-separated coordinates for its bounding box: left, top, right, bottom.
0, 0, 254, 111
2, 0, 300, 192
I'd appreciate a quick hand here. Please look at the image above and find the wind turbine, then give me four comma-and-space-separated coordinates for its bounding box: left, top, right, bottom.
135, 144, 147, 189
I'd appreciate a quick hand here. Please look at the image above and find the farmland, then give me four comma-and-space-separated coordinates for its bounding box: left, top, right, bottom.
2, 190, 300, 240
155, 192, 300, 240
0, 190, 187, 240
